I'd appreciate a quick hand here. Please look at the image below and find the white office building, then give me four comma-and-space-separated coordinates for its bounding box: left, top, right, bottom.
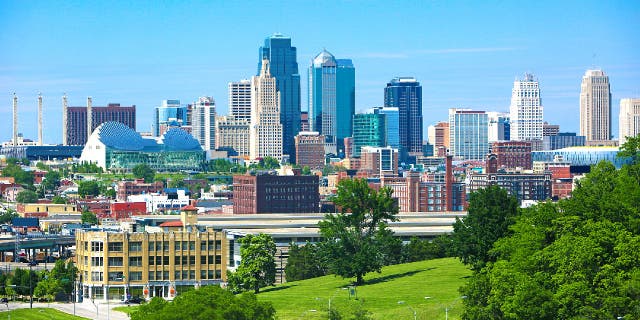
510, 73, 543, 142
250, 59, 283, 161
619, 98, 640, 145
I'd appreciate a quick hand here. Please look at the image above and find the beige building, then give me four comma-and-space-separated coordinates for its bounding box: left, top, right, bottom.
619, 98, 640, 145
76, 209, 227, 301
17, 203, 78, 217
580, 70, 611, 142
215, 115, 250, 157
250, 59, 283, 161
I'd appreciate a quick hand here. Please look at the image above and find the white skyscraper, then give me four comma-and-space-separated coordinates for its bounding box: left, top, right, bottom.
510, 73, 543, 142
229, 79, 252, 122
250, 59, 283, 161
619, 98, 640, 145
580, 69, 611, 142
191, 96, 216, 151
487, 111, 510, 143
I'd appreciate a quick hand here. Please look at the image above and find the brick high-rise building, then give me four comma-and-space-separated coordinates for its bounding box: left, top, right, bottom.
233, 174, 319, 214
66, 103, 136, 146
491, 141, 532, 170
295, 132, 325, 169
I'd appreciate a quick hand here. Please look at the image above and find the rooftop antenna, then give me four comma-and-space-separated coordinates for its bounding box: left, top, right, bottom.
12, 93, 18, 147
87, 96, 93, 143
62, 93, 68, 146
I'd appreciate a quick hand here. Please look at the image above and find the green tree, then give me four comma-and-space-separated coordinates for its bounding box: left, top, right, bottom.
131, 286, 275, 320
0, 209, 19, 224
104, 188, 116, 199
285, 243, 327, 282
618, 134, 640, 164
41, 170, 61, 192
132, 164, 156, 182
51, 195, 66, 204
2, 163, 34, 186
227, 233, 276, 294
319, 178, 399, 285
301, 166, 312, 175
451, 185, 519, 270
77, 180, 100, 198
81, 210, 98, 225
16, 190, 38, 203
261, 156, 280, 169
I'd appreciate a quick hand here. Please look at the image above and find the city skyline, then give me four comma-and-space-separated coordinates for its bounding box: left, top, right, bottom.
1, 1, 639, 145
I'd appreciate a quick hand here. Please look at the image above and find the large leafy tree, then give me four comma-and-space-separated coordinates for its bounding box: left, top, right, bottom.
319, 178, 399, 285
460, 161, 640, 319
2, 163, 34, 186
81, 210, 98, 225
285, 243, 327, 282
227, 233, 276, 294
16, 190, 38, 203
77, 180, 100, 198
451, 185, 519, 270
131, 285, 275, 320
132, 164, 156, 182
41, 170, 61, 192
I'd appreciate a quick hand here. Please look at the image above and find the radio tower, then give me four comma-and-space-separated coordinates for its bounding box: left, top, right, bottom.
12, 93, 18, 147
38, 92, 43, 146
62, 93, 68, 146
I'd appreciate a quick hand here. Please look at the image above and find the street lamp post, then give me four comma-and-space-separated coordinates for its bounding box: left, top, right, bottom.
28, 264, 33, 309
397, 301, 416, 320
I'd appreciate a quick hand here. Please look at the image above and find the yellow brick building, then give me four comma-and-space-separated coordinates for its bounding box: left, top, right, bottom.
17, 203, 78, 216
75, 229, 227, 301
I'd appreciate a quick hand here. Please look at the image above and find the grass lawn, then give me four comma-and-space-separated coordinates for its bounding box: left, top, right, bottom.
259, 257, 471, 320
113, 305, 139, 315
1, 308, 89, 320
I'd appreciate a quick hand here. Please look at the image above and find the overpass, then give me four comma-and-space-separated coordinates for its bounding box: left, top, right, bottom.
0, 235, 76, 260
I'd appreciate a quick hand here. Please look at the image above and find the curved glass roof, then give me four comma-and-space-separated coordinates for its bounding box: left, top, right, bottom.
161, 128, 202, 151
96, 122, 145, 150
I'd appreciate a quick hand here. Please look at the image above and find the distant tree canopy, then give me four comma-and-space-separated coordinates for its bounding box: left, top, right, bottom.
319, 178, 399, 285
81, 210, 98, 225
77, 180, 100, 198
131, 286, 275, 320
132, 164, 155, 182
459, 160, 640, 319
2, 163, 34, 186
285, 243, 327, 282
16, 190, 38, 203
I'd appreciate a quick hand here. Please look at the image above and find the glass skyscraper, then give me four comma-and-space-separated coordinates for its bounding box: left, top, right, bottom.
448, 109, 488, 161
352, 111, 386, 158
258, 34, 301, 162
384, 77, 422, 163
374, 106, 399, 149
154, 100, 187, 137
308, 49, 355, 156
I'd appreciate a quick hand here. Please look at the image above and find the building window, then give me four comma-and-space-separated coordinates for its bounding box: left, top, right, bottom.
108, 272, 123, 281
129, 242, 142, 252
129, 272, 142, 281
148, 256, 155, 265
108, 242, 123, 252
148, 242, 155, 251
130, 257, 142, 267
148, 271, 155, 281
108, 257, 123, 266
91, 257, 103, 267
91, 272, 103, 281
91, 241, 103, 252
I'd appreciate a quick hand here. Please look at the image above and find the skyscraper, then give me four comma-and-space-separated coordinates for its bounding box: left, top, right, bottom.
510, 73, 543, 142
191, 96, 216, 151
619, 98, 640, 145
308, 49, 355, 156
384, 77, 422, 163
215, 115, 250, 157
449, 109, 488, 161
229, 80, 252, 121
250, 59, 283, 161
352, 110, 386, 158
66, 102, 136, 146
154, 100, 187, 137
375, 106, 399, 149
258, 34, 300, 162
487, 112, 510, 143
580, 69, 611, 142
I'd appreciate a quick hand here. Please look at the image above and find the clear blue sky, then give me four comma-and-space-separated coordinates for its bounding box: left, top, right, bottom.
1, 0, 639, 144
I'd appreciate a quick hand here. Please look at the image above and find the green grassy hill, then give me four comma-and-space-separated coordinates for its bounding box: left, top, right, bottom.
3, 308, 89, 320
259, 257, 471, 320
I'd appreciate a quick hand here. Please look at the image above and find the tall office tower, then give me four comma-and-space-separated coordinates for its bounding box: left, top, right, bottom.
66, 101, 136, 146
384, 77, 423, 163
258, 33, 301, 162
229, 80, 252, 121
191, 96, 216, 151
580, 69, 611, 142
154, 100, 187, 137
215, 115, 250, 157
510, 73, 543, 142
427, 121, 450, 151
619, 98, 640, 144
250, 59, 283, 161
374, 106, 399, 149
448, 109, 488, 161
352, 110, 386, 158
487, 112, 510, 143
308, 49, 355, 156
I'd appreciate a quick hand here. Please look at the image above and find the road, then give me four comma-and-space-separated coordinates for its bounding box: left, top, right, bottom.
0, 300, 131, 320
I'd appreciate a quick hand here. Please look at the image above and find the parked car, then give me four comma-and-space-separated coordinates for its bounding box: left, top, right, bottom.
1, 297, 8, 304
125, 297, 143, 304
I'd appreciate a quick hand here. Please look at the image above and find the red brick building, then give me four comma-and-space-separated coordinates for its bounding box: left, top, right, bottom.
110, 202, 147, 220
295, 132, 325, 169
491, 141, 532, 170
233, 174, 319, 214
117, 179, 164, 201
